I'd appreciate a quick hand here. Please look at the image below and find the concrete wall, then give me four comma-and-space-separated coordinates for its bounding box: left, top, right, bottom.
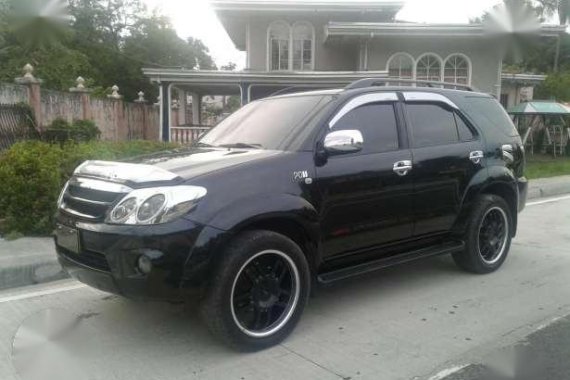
0, 82, 28, 104
247, 15, 359, 71
40, 89, 83, 126
501, 83, 535, 109
366, 37, 502, 95
0, 82, 159, 141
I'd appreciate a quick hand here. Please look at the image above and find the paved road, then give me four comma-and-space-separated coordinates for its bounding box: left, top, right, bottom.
1, 195, 570, 380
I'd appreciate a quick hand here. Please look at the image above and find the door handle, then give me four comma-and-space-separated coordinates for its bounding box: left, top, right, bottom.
393, 160, 412, 176
469, 150, 484, 164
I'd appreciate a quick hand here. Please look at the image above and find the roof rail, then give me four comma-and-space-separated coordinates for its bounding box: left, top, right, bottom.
345, 78, 476, 92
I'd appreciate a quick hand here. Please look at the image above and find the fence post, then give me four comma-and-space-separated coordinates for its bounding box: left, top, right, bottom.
70, 76, 92, 120
15, 64, 42, 130
107, 85, 125, 140
134, 91, 147, 140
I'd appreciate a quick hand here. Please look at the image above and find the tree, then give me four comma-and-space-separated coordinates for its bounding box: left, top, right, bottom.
0, 0, 216, 101
220, 62, 237, 71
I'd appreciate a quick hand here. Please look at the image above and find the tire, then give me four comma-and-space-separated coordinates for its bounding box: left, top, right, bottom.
453, 194, 513, 274
200, 230, 311, 351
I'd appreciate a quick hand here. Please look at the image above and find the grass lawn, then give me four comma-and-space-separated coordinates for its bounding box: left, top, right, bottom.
526, 155, 570, 180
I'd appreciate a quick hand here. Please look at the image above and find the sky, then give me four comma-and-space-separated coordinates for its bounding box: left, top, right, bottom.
143, 0, 504, 68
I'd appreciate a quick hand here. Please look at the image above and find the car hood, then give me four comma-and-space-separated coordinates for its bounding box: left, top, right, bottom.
73, 148, 284, 186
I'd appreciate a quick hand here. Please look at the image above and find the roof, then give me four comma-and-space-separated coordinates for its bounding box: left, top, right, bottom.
212, 0, 404, 49
501, 73, 547, 85
508, 101, 570, 115
325, 22, 567, 39
142, 69, 388, 85
141, 69, 389, 94
211, 0, 405, 13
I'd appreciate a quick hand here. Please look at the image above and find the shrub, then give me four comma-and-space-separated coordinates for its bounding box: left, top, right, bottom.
0, 140, 179, 236
44, 118, 102, 142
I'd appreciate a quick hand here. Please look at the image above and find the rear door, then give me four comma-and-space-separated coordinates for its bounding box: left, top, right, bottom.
402, 92, 485, 237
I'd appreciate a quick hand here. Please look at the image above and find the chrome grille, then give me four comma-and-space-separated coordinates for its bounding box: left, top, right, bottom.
60, 177, 131, 221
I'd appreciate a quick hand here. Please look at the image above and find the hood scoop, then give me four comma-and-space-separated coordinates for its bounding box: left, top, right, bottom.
74, 160, 180, 184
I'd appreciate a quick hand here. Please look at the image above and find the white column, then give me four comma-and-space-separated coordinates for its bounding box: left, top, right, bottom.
176, 88, 187, 125
191, 93, 201, 126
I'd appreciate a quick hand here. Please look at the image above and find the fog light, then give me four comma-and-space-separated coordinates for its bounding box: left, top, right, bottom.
137, 255, 152, 274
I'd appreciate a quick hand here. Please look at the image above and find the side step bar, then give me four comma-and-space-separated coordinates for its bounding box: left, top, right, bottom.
317, 241, 465, 285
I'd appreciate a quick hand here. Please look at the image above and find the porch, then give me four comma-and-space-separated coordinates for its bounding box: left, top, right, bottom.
142, 69, 388, 142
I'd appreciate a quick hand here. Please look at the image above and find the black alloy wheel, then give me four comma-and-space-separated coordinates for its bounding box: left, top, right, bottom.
478, 206, 509, 265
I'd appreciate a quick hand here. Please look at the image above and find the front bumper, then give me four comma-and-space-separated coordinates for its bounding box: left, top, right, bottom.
54, 215, 214, 301
517, 176, 528, 212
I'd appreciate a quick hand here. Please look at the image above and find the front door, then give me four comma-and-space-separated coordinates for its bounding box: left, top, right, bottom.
403, 96, 485, 236
316, 94, 414, 259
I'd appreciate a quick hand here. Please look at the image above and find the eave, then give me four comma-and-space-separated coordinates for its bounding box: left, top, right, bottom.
501, 73, 547, 85
325, 22, 567, 40
211, 0, 405, 13
142, 68, 388, 86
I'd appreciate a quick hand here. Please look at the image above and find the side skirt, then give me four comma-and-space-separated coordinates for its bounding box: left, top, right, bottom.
317, 240, 464, 285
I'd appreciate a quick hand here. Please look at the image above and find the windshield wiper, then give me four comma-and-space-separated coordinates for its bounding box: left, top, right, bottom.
218, 143, 263, 149
193, 141, 214, 148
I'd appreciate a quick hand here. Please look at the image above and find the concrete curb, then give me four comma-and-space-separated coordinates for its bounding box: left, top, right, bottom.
527, 175, 570, 200
0, 259, 68, 290
0, 238, 68, 291
0, 176, 569, 291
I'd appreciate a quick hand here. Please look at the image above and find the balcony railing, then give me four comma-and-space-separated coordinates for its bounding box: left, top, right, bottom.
170, 125, 211, 144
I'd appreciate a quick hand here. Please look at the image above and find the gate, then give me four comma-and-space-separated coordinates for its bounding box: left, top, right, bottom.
0, 104, 37, 151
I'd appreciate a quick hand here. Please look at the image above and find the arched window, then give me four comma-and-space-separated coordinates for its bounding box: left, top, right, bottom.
268, 21, 290, 71
416, 54, 442, 82
292, 22, 314, 71
444, 54, 471, 85
387, 53, 414, 80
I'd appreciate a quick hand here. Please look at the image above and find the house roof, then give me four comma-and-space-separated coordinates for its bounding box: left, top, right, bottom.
141, 69, 390, 94
325, 22, 567, 39
212, 0, 405, 49
508, 101, 570, 115
211, 0, 405, 13
501, 73, 547, 85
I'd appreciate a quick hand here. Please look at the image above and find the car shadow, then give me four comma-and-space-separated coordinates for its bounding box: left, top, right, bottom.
83, 254, 463, 352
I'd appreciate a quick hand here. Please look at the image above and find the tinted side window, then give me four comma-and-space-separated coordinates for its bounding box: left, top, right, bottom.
462, 96, 518, 137
407, 103, 459, 147
333, 103, 399, 154
455, 114, 474, 141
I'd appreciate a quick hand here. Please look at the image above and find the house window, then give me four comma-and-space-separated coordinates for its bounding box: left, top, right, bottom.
416, 54, 442, 82
268, 21, 314, 71
387, 53, 414, 80
292, 23, 314, 71
444, 54, 471, 85
269, 21, 291, 71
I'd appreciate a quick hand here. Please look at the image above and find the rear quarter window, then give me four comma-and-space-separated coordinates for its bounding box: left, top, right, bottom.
461, 96, 519, 137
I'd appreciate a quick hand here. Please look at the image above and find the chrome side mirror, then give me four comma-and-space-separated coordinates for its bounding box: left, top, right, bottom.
324, 130, 363, 155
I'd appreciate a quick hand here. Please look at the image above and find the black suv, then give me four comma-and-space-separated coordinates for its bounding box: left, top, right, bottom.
54, 79, 527, 350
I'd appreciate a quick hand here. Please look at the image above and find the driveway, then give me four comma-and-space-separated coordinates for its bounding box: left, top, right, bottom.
1, 195, 570, 380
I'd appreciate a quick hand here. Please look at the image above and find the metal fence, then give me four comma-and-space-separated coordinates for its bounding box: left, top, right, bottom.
0, 103, 37, 151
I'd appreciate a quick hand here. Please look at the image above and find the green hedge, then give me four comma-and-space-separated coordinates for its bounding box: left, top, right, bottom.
0, 140, 179, 236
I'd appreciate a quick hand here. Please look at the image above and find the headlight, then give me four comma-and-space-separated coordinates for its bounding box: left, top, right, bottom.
106, 186, 207, 225
57, 181, 69, 208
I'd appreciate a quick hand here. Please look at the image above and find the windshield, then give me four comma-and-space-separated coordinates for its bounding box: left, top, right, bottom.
199, 95, 333, 150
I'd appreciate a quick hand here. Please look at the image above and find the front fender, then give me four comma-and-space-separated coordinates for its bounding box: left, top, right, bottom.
180, 194, 320, 287
208, 193, 319, 234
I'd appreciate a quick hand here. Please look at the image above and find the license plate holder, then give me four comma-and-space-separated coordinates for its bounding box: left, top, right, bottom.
56, 224, 80, 254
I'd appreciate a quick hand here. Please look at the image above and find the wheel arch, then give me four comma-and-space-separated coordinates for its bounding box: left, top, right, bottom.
454, 169, 519, 237
479, 181, 518, 236
202, 193, 321, 274
231, 215, 321, 276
